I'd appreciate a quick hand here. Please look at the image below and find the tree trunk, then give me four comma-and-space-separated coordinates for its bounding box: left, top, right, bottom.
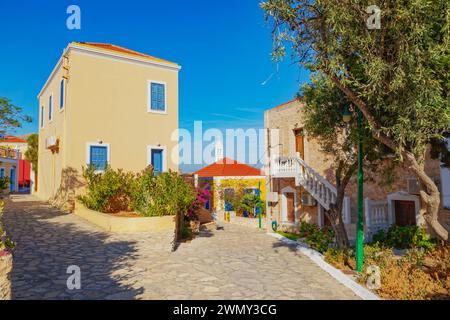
325, 204, 350, 248
404, 151, 449, 241
322, 161, 356, 249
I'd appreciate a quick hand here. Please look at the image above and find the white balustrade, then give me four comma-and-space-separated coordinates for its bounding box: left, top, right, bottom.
272, 156, 338, 210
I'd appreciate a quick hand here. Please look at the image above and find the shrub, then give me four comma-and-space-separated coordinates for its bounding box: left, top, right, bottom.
0, 177, 9, 192
0, 200, 14, 255
239, 193, 264, 218
298, 222, 334, 253
187, 187, 211, 221
372, 225, 436, 251
78, 165, 135, 213
131, 170, 196, 217
324, 247, 354, 271
180, 220, 192, 240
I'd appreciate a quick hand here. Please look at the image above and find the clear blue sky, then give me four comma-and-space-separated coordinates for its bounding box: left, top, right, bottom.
0, 0, 309, 170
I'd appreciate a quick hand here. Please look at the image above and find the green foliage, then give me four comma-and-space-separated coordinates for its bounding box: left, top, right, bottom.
131, 169, 196, 217
0, 97, 31, 134
239, 193, 264, 217
180, 220, 192, 240
298, 222, 334, 253
24, 133, 39, 173
0, 200, 15, 254
0, 177, 9, 191
79, 166, 196, 217
372, 225, 436, 251
261, 0, 449, 158
78, 165, 135, 213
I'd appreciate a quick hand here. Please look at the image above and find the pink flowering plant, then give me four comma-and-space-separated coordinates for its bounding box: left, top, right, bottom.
187, 187, 211, 220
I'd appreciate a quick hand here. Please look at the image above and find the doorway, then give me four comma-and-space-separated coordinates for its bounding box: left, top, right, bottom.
281, 186, 297, 224
294, 129, 305, 160
394, 200, 416, 226
10, 167, 16, 192
286, 192, 295, 223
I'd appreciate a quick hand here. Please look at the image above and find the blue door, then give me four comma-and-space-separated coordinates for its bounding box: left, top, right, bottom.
10, 168, 16, 192
151, 149, 163, 175
255, 188, 261, 216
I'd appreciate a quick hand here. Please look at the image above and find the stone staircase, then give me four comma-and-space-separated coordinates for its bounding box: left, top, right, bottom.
272, 155, 337, 210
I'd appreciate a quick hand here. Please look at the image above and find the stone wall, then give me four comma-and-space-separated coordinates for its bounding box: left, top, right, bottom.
268, 177, 319, 226
0, 253, 12, 300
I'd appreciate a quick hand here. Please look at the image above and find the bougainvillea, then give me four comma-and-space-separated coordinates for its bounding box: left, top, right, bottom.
187, 187, 211, 220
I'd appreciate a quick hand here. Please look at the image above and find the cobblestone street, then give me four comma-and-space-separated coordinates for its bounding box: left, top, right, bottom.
2, 195, 358, 300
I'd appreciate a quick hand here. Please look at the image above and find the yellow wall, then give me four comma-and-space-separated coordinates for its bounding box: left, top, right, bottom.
212, 177, 266, 211
37, 43, 180, 201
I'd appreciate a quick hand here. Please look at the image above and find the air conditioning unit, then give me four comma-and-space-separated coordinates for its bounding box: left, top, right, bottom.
407, 178, 420, 194
301, 193, 317, 206
46, 136, 57, 149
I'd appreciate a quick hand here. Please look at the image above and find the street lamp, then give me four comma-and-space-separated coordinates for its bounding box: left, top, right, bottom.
343, 105, 365, 273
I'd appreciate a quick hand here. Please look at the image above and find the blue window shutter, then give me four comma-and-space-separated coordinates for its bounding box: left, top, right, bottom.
151, 149, 163, 175
90, 146, 108, 170
0, 169, 4, 178
41, 106, 44, 127
151, 83, 165, 111
60, 79, 64, 109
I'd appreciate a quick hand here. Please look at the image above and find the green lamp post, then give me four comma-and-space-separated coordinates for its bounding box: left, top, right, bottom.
343, 105, 364, 273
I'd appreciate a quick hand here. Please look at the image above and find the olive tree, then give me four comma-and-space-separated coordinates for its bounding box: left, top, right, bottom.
261, 0, 449, 240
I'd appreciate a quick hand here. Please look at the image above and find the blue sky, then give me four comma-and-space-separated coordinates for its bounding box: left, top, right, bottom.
0, 0, 309, 171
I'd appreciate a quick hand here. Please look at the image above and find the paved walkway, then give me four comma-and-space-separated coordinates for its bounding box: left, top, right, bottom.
2, 195, 358, 300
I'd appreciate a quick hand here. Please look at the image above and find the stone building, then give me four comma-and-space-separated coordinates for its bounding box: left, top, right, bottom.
264, 99, 450, 241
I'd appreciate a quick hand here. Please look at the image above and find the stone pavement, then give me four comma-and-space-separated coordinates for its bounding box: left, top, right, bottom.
2, 195, 358, 300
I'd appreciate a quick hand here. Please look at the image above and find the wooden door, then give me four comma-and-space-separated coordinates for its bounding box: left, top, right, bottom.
394, 201, 416, 226
294, 129, 305, 159
286, 193, 295, 223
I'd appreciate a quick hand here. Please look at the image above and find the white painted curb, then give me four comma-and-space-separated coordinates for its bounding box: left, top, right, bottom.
268, 232, 381, 300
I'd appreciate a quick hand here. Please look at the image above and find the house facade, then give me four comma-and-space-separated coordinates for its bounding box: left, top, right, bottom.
0, 135, 28, 159
193, 144, 266, 220
264, 99, 450, 240
0, 147, 20, 193
37, 42, 180, 205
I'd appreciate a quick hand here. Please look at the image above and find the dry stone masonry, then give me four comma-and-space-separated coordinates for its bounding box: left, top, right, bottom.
0, 253, 12, 300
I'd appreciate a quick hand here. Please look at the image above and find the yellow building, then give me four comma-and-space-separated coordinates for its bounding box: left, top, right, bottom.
0, 147, 20, 193
37, 42, 180, 202
194, 155, 266, 216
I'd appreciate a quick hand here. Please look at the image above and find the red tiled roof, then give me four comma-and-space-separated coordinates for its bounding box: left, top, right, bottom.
194, 158, 263, 178
0, 135, 26, 143
73, 42, 178, 66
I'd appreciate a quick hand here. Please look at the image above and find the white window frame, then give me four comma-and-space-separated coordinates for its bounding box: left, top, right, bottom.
48, 93, 54, 123
86, 142, 110, 173
147, 145, 167, 172
147, 80, 167, 114
222, 187, 236, 211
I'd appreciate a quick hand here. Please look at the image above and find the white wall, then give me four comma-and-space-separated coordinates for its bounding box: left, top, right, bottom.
440, 138, 450, 208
